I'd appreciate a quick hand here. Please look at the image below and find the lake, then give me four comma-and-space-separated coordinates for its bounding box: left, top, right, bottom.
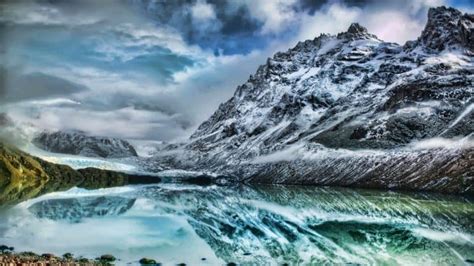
0, 184, 473, 265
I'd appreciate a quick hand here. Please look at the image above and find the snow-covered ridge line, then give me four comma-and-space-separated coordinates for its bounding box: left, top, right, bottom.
32, 130, 138, 158
146, 6, 474, 194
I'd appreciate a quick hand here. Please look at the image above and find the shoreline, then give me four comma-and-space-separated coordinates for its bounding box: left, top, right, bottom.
0, 246, 235, 265
0, 248, 118, 265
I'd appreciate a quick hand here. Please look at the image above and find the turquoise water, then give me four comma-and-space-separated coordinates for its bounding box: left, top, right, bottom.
0, 184, 473, 265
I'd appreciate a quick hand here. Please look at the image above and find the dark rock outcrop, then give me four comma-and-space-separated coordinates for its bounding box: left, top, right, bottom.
417, 6, 474, 52
33, 131, 138, 158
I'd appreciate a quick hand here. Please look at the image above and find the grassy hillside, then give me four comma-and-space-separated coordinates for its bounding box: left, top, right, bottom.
0, 142, 158, 207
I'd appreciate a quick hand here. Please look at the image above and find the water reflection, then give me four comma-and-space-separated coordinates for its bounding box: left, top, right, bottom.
0, 184, 473, 265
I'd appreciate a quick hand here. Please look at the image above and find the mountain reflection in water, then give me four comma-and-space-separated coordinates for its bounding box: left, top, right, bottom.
0, 184, 473, 265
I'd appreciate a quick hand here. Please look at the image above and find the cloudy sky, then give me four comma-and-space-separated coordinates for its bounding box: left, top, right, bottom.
1, 0, 473, 141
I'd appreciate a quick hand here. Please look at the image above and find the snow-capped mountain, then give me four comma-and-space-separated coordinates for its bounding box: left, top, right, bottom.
33, 131, 138, 158
148, 6, 474, 193
191, 6, 473, 152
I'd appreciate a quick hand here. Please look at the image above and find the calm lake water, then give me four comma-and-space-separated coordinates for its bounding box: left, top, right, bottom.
0, 184, 473, 265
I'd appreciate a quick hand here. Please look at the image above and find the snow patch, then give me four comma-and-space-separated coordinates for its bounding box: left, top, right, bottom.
409, 136, 474, 150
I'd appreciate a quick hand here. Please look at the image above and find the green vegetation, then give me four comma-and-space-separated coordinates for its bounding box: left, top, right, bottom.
0, 142, 159, 207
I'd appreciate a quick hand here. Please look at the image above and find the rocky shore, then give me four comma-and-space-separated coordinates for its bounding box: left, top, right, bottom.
0, 245, 241, 265
0, 247, 117, 265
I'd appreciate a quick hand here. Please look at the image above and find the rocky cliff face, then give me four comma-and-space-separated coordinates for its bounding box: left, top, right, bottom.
33, 131, 138, 158
148, 6, 474, 194
417, 6, 474, 51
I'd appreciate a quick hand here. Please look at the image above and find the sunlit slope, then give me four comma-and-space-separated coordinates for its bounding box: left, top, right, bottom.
0, 142, 158, 206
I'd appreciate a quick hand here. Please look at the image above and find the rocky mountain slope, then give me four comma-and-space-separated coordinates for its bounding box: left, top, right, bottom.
0, 142, 158, 207
148, 6, 474, 194
33, 131, 138, 158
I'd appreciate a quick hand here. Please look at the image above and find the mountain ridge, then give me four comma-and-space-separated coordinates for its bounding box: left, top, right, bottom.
0, 142, 159, 207
32, 130, 138, 158
145, 6, 474, 194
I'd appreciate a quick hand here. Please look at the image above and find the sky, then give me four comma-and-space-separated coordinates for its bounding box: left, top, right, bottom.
0, 0, 473, 142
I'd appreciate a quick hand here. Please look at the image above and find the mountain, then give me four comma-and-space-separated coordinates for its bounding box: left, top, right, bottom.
0, 113, 138, 159
148, 6, 474, 194
0, 142, 159, 206
33, 131, 138, 158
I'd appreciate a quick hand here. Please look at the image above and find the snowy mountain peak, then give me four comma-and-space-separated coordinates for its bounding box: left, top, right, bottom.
149, 6, 473, 194
418, 6, 474, 52
347, 23, 368, 35
337, 22, 379, 41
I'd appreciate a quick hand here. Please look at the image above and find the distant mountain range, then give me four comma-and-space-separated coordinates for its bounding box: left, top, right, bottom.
33, 131, 138, 158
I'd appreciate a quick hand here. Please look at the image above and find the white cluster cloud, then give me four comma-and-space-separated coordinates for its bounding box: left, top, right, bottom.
366, 11, 425, 44
191, 0, 217, 21
296, 3, 362, 42
0, 3, 87, 26
244, 0, 299, 34
293, 0, 445, 45
8, 103, 189, 141
189, 0, 222, 35
408, 0, 446, 14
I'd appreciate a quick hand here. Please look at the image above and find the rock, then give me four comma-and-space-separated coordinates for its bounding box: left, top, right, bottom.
62, 252, 74, 260
0, 245, 12, 253
418, 6, 474, 52
347, 23, 367, 34
99, 254, 116, 262
139, 258, 157, 264
41, 253, 55, 259
78, 257, 91, 263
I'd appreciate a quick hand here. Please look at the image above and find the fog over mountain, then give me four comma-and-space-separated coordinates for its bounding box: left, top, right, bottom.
1, 0, 473, 141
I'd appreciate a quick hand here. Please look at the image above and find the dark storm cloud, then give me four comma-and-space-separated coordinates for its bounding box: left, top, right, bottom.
0, 21, 7, 99
130, 0, 267, 54
0, 71, 6, 99
0, 69, 88, 103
